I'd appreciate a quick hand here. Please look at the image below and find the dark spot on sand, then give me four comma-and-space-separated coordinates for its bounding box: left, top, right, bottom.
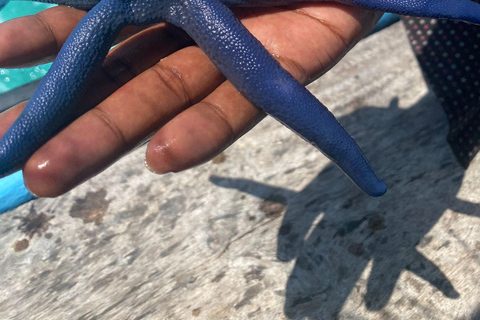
417, 235, 433, 248
246, 212, 256, 221
16, 206, 54, 238
244, 266, 266, 283
124, 168, 142, 178
348, 243, 364, 257
367, 214, 386, 232
212, 270, 226, 283
334, 218, 365, 238
160, 241, 182, 258
341, 199, 353, 209
192, 308, 201, 317
259, 194, 287, 218
50, 274, 77, 292
235, 284, 262, 309
70, 189, 110, 225
408, 172, 425, 183
14, 238, 29, 252
212, 153, 227, 164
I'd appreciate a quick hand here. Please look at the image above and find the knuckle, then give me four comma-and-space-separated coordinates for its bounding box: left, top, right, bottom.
32, 13, 59, 53
199, 100, 235, 142
90, 108, 129, 147
151, 61, 192, 106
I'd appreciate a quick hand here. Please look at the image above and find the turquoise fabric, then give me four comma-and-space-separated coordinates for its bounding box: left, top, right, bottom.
0, 171, 35, 214
369, 13, 400, 35
0, 2, 53, 93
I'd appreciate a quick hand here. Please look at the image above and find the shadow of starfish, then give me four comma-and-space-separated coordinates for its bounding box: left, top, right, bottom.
210, 95, 480, 318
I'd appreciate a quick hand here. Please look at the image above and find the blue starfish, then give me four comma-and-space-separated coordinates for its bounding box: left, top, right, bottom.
0, 0, 479, 197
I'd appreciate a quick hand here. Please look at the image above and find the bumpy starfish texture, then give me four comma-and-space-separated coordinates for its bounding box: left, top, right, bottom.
0, 0, 479, 197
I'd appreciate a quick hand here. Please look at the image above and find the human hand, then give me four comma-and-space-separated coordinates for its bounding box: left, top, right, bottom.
0, 3, 381, 197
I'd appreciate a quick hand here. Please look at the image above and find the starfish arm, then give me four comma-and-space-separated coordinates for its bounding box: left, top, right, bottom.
0, 0, 129, 177
224, 0, 480, 25
343, 0, 480, 24
166, 0, 386, 196
433, 0, 480, 23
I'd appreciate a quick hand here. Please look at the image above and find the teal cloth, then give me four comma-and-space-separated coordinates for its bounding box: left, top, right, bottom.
369, 13, 400, 36
0, 171, 36, 214
0, 2, 53, 93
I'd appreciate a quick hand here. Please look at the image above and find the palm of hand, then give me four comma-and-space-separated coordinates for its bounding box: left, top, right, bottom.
0, 0, 478, 197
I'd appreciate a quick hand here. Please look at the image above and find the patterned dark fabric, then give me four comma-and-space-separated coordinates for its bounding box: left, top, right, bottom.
403, 17, 480, 168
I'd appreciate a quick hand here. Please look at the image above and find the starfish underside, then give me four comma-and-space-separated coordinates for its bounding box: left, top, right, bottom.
0, 0, 479, 196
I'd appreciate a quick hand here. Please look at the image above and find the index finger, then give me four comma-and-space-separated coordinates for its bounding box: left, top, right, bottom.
0, 6, 147, 68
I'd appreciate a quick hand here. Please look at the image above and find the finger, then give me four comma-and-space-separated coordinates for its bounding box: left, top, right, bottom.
23, 46, 224, 197
0, 6, 86, 68
0, 6, 150, 68
145, 81, 264, 174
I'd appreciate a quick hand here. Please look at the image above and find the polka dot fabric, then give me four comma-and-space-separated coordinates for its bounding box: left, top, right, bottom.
403, 14, 480, 168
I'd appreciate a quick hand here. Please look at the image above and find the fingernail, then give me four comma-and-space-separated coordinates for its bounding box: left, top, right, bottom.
144, 153, 159, 174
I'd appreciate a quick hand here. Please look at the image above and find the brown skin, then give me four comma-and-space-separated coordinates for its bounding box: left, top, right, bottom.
0, 3, 381, 197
